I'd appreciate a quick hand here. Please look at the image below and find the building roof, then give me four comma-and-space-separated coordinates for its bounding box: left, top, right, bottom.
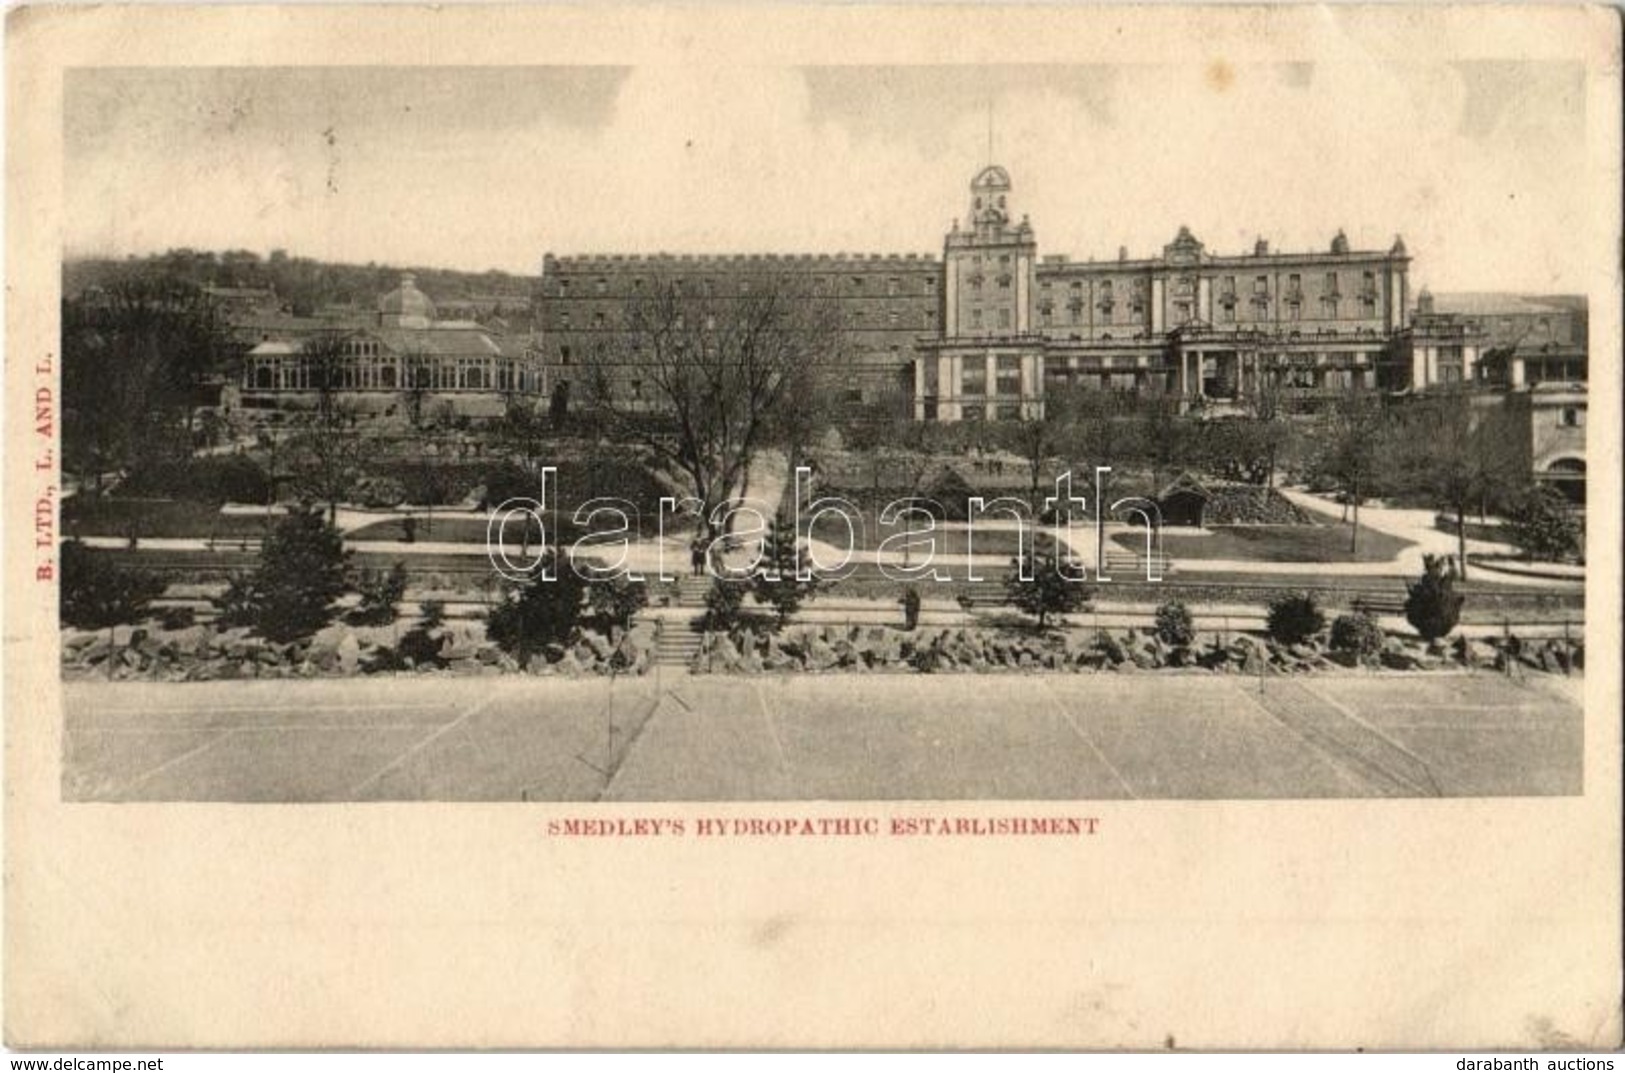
247, 341, 300, 356
1429, 292, 1585, 317
371, 326, 503, 357
378, 272, 437, 320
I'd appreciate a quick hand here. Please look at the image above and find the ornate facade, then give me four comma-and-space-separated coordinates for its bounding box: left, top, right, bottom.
534, 165, 1587, 437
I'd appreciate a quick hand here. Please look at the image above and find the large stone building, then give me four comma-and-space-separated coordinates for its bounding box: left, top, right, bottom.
536, 166, 1421, 422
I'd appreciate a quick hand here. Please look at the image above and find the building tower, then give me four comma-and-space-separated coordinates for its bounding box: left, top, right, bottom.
919, 166, 1042, 420
943, 165, 1037, 340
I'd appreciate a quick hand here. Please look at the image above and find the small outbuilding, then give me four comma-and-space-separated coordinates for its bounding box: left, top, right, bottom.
1156, 471, 1214, 528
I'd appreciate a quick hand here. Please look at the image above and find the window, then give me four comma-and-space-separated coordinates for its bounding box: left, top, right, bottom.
1561, 407, 1582, 427
593, 311, 605, 328
1254, 276, 1268, 294
998, 275, 1011, 290
961, 404, 986, 422
1360, 295, 1376, 316
559, 312, 572, 329
595, 278, 607, 295
998, 308, 1011, 329
1325, 272, 1338, 293
962, 364, 987, 396
971, 308, 983, 328
560, 346, 572, 365
1220, 303, 1236, 324
996, 355, 1021, 396
851, 276, 865, 290
1288, 300, 1301, 321
887, 310, 899, 327
995, 403, 1022, 422
887, 278, 898, 296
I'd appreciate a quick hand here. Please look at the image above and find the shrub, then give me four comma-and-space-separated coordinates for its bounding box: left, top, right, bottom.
1505, 485, 1581, 562
120, 455, 270, 504
211, 506, 353, 643
899, 586, 921, 631
59, 540, 166, 630
924, 468, 977, 522
1265, 592, 1325, 646
751, 511, 825, 629
1004, 549, 1092, 630
588, 575, 649, 635
703, 577, 750, 632
1329, 612, 1385, 663
397, 599, 448, 669
1153, 599, 1196, 648
353, 476, 407, 509
484, 551, 585, 667
157, 605, 196, 631
348, 562, 408, 626
1405, 554, 1464, 641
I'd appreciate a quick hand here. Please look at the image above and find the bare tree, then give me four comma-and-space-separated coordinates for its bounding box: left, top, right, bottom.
579, 270, 850, 539
1318, 391, 1390, 556
287, 398, 369, 527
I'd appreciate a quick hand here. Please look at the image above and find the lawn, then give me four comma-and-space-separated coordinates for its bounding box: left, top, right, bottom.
1113, 523, 1413, 564
61, 498, 274, 541
810, 510, 1060, 557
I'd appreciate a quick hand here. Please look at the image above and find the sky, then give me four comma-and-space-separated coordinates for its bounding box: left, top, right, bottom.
63, 61, 1589, 292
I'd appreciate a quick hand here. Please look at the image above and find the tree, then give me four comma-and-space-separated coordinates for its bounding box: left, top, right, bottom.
1387, 389, 1518, 579
286, 400, 369, 526
1317, 391, 1389, 555
1405, 554, 1464, 641
1137, 396, 1189, 493
347, 562, 409, 626
484, 549, 586, 667
1003, 549, 1090, 630
1000, 412, 1062, 511
215, 506, 353, 643
587, 575, 649, 637
61, 275, 229, 497
751, 510, 825, 629
1505, 485, 1581, 562
579, 269, 850, 541
59, 540, 165, 630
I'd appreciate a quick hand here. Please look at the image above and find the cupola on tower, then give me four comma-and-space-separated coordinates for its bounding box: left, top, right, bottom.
943, 165, 1036, 339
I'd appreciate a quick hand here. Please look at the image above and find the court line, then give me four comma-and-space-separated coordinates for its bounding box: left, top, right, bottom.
1229, 682, 1399, 798
117, 732, 234, 794
1295, 679, 1449, 786
753, 681, 792, 786
345, 694, 502, 797
1038, 681, 1137, 800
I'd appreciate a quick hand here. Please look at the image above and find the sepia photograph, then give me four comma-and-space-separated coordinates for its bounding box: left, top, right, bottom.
5, 2, 1620, 1052
52, 59, 1591, 803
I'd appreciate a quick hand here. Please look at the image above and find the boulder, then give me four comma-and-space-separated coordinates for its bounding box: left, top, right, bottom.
336, 631, 361, 675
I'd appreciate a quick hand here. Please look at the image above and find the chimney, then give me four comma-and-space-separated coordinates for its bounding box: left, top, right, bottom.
1118, 246, 1128, 262
1254, 237, 1269, 256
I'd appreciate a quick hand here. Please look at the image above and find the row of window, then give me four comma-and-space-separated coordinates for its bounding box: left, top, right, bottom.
558, 275, 937, 297
245, 356, 539, 393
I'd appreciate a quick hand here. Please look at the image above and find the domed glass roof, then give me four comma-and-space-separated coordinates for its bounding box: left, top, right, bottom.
378, 273, 436, 319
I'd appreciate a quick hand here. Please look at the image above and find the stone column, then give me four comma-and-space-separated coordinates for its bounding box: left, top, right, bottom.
913, 357, 926, 420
